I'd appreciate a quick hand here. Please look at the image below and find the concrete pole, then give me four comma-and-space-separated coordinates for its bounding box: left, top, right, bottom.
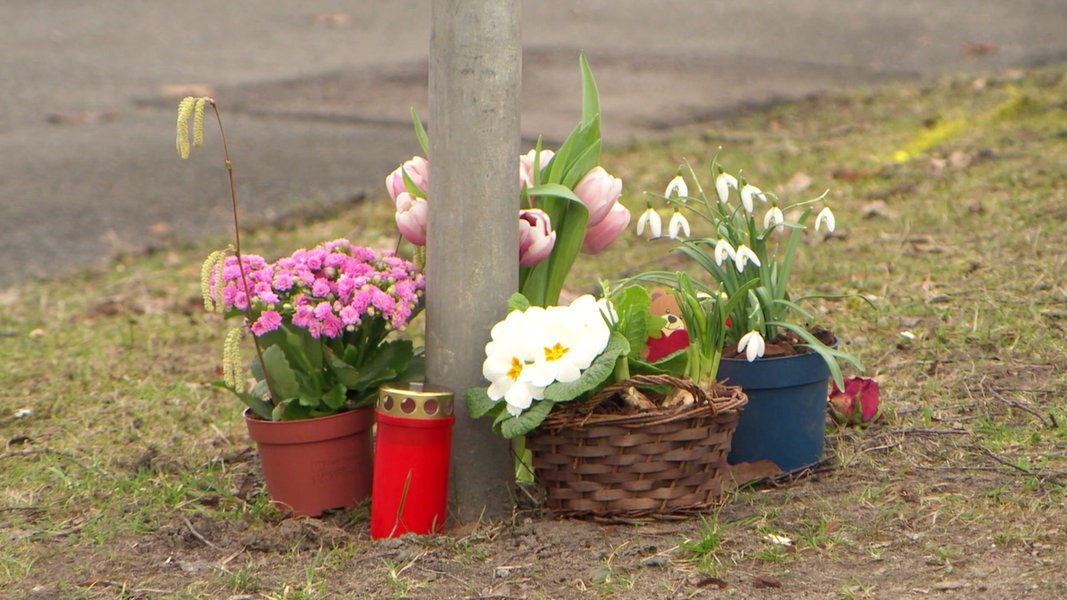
427, 0, 520, 522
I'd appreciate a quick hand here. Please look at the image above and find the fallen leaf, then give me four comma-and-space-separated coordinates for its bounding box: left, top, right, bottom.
695, 577, 728, 589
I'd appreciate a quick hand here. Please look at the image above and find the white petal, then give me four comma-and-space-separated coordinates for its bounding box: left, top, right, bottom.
714, 239, 736, 266
715, 173, 737, 204
668, 212, 690, 239
737, 330, 766, 362
665, 175, 688, 201
740, 184, 762, 213
816, 207, 836, 233
637, 208, 662, 238
763, 206, 784, 231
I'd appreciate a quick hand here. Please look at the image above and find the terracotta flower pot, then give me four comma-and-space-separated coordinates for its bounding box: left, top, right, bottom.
244, 407, 374, 517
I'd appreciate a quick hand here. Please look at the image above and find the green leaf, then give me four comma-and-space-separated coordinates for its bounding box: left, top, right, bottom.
507, 293, 532, 313
465, 387, 502, 419
543, 331, 629, 402
579, 53, 601, 126
524, 183, 582, 203
411, 108, 429, 156
500, 400, 555, 439
345, 339, 414, 392
322, 383, 347, 410
212, 381, 274, 420
260, 344, 300, 402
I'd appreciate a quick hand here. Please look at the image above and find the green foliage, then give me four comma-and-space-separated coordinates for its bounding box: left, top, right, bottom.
519, 55, 603, 307
216, 321, 419, 420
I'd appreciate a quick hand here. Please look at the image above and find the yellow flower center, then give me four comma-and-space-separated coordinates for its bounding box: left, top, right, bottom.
544, 342, 570, 362
507, 357, 523, 381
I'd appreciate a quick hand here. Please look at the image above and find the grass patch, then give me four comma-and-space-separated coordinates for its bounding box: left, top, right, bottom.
1, 64, 1065, 597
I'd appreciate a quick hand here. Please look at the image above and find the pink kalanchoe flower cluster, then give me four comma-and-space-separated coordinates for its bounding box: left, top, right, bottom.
212, 239, 425, 339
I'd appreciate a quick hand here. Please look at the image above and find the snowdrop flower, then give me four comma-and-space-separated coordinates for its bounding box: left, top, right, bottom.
737, 330, 766, 362
715, 172, 738, 204
740, 184, 765, 214
714, 239, 736, 267
636, 206, 662, 239
734, 244, 761, 272
815, 207, 836, 233
668, 211, 690, 240
763, 206, 785, 232
664, 175, 688, 202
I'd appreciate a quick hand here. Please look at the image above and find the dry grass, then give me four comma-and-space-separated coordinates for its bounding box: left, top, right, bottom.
1, 64, 1065, 598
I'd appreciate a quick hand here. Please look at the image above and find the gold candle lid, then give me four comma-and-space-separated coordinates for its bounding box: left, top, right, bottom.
378, 383, 455, 419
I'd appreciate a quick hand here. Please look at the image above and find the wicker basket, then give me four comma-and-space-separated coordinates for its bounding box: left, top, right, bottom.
525, 374, 747, 520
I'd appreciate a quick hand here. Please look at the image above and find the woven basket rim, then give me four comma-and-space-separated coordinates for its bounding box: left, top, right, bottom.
537, 374, 747, 432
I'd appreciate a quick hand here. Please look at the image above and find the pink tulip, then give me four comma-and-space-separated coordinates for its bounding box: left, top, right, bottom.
394, 192, 428, 246
519, 149, 555, 190
386, 156, 430, 204
828, 377, 882, 427
574, 166, 623, 227
581, 201, 631, 254
518, 209, 556, 267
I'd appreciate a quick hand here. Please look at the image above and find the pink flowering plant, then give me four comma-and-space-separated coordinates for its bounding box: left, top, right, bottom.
386, 55, 630, 307
179, 97, 425, 422
203, 240, 425, 421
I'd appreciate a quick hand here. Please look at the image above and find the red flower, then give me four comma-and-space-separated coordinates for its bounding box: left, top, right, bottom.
828, 377, 882, 427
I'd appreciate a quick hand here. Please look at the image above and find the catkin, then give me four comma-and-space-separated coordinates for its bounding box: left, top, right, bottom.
176, 96, 196, 159
223, 327, 244, 390
200, 249, 227, 312
193, 98, 206, 149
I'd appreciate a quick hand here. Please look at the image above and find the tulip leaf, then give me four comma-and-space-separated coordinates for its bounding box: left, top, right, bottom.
411, 108, 429, 156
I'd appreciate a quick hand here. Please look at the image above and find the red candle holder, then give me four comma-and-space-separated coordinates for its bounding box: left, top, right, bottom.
371, 383, 455, 538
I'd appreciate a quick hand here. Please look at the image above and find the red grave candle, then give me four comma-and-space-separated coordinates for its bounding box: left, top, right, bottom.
371, 383, 455, 538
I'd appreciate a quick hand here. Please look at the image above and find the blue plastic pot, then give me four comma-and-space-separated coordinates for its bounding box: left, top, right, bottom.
717, 348, 830, 473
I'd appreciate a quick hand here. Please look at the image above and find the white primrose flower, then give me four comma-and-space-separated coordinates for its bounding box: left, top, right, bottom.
636, 206, 662, 239
483, 309, 549, 416
734, 244, 761, 272
523, 295, 610, 387
664, 175, 688, 202
715, 172, 738, 204
737, 330, 766, 362
815, 206, 836, 233
740, 184, 765, 214
668, 211, 691, 240
482, 296, 612, 418
763, 206, 785, 232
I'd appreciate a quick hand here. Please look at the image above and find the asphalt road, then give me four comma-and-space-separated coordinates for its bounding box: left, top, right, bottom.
2, 1, 1064, 281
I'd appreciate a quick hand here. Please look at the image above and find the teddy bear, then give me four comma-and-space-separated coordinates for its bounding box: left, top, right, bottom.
642, 288, 690, 362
